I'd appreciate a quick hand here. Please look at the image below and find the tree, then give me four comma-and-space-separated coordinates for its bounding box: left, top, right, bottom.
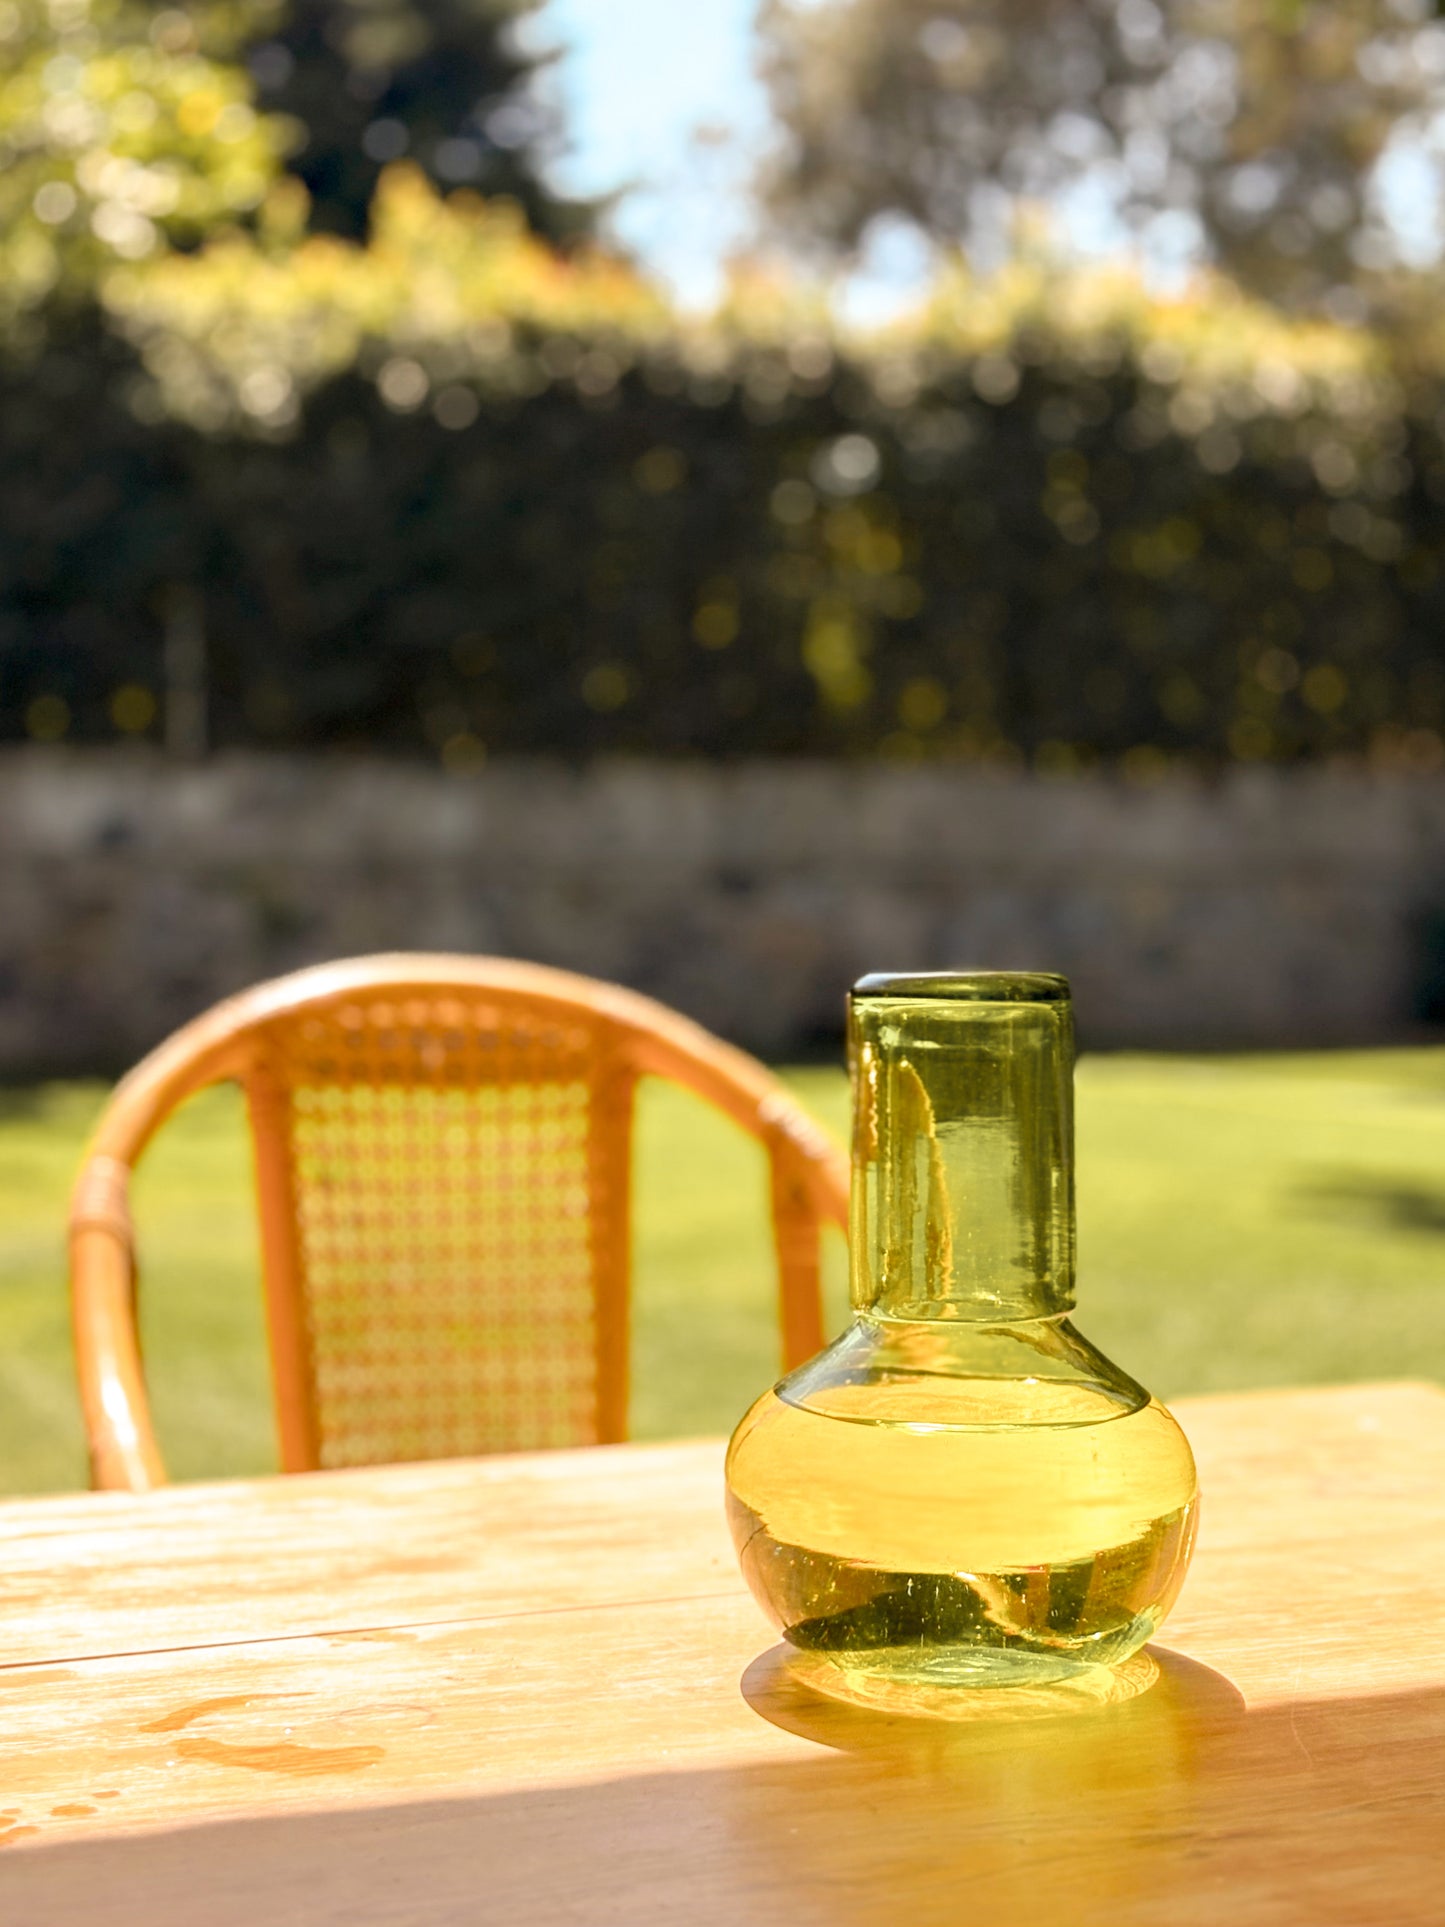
247, 0, 594, 243
0, 0, 593, 347
0, 0, 287, 338
757, 0, 1445, 314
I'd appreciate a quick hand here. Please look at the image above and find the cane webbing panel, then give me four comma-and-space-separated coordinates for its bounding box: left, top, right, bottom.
257, 992, 623, 1468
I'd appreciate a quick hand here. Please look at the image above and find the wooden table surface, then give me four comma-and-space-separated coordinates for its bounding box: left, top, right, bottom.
1, 1380, 1443, 1925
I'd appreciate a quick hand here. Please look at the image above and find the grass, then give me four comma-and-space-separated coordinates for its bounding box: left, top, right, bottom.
2, 1052, 1444, 1495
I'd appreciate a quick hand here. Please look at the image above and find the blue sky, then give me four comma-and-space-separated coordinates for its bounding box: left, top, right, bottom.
529, 0, 1138, 317
531, 2, 1445, 307
537, 0, 770, 305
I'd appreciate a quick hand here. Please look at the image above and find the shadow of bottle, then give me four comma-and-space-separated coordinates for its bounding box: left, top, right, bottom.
733, 1641, 1247, 1923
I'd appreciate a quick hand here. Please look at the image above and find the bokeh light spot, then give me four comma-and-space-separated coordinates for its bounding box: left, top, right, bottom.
581, 663, 630, 711
110, 685, 156, 734
26, 695, 70, 742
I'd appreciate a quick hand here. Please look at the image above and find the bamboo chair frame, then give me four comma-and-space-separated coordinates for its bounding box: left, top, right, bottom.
70, 954, 849, 1494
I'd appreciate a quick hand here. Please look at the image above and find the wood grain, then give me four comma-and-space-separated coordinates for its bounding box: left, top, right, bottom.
4, 1381, 1440, 1667
0, 1440, 737, 1666
0, 1382, 1441, 1925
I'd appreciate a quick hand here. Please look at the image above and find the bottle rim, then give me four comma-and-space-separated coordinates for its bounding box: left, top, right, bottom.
850, 970, 1071, 1005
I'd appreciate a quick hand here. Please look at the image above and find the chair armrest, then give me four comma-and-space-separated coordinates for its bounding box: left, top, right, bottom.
69, 1157, 166, 1493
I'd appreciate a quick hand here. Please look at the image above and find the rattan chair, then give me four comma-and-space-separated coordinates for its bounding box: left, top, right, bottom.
70, 954, 849, 1493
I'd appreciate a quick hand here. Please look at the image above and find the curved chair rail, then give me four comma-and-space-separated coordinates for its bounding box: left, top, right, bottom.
70, 954, 850, 1492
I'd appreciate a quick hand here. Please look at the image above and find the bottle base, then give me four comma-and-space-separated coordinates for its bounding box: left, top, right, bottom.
787, 1634, 1147, 1691
780, 1643, 1162, 1721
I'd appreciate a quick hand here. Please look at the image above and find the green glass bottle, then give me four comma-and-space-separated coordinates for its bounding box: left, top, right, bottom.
726, 971, 1198, 1690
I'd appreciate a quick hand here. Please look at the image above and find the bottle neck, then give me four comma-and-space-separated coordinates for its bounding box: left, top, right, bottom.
848, 976, 1076, 1323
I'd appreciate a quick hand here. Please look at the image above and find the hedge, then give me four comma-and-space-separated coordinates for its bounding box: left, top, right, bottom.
4, 167, 1445, 771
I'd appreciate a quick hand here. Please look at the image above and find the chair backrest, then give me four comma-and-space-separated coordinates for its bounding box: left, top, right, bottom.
70, 955, 849, 1492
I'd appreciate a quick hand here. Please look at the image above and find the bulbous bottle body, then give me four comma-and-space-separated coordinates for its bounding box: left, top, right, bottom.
726, 972, 1198, 1690
727, 1317, 1197, 1687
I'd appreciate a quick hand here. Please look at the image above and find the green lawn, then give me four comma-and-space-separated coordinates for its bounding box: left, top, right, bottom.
3, 1052, 1444, 1495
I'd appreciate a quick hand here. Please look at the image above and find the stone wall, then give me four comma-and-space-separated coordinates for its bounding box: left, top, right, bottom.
3, 749, 1444, 1074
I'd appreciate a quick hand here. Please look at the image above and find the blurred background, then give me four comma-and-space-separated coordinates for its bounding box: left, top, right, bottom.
4, 0, 1445, 1490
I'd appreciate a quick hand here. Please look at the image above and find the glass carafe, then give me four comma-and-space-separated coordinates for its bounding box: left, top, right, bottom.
726, 971, 1198, 1690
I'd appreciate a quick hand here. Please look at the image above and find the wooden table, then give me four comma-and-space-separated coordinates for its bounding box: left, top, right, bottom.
1, 1381, 1443, 1924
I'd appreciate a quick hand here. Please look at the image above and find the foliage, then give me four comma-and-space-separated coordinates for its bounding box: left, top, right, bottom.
2, 168, 1436, 767
0, 0, 287, 336
4, 0, 1445, 769
756, 0, 1445, 316
247, 0, 593, 243
0, 0, 587, 352
103, 163, 666, 433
